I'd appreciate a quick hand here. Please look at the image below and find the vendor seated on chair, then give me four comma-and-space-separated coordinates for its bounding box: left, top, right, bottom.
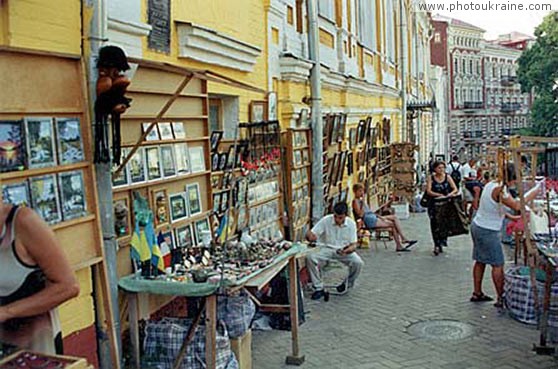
351, 183, 417, 252
305, 202, 364, 300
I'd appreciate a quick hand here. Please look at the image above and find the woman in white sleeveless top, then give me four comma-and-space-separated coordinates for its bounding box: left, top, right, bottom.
0, 203, 79, 354
470, 163, 541, 308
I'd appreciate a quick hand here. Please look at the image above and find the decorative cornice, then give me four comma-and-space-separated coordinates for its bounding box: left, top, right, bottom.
279, 54, 313, 81
176, 22, 261, 72
108, 16, 151, 36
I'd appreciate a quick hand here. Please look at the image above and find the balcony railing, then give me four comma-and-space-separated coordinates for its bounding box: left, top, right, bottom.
463, 101, 483, 110
500, 102, 521, 113
501, 75, 518, 86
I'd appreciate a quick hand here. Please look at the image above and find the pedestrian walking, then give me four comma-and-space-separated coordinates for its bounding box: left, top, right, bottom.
426, 161, 459, 255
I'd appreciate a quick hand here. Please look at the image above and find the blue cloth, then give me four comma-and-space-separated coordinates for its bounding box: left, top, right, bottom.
363, 211, 378, 229
471, 222, 504, 266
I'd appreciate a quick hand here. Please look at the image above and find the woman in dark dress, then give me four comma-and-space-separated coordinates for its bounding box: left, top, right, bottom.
426, 161, 458, 255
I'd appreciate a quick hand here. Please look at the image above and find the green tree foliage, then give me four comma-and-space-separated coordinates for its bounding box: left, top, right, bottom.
517, 12, 558, 136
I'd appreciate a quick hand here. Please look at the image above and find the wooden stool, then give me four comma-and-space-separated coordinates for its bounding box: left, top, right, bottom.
374, 227, 395, 250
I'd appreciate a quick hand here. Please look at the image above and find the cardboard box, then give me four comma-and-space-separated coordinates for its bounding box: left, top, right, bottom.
230, 329, 252, 369
0, 350, 92, 368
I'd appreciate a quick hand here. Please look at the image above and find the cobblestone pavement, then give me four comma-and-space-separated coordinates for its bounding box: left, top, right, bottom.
252, 213, 558, 369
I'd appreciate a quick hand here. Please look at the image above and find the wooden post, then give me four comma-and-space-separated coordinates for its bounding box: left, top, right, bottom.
512, 150, 540, 313
128, 293, 140, 369
285, 256, 305, 365
205, 295, 217, 369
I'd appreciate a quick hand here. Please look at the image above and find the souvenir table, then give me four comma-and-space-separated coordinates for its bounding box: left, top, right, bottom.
119, 243, 306, 369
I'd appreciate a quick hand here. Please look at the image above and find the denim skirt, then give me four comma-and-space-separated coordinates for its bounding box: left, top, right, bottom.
363, 212, 378, 229
471, 222, 504, 266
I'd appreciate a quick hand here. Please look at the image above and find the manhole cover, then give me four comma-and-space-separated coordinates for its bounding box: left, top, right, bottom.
407, 320, 475, 340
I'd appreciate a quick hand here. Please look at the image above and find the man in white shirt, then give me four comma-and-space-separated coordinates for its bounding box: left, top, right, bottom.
306, 202, 363, 300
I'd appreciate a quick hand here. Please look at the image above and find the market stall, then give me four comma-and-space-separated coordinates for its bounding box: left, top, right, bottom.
504, 136, 558, 354
119, 243, 305, 369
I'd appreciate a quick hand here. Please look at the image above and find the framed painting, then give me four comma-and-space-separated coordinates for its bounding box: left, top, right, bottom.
186, 183, 202, 216
30, 174, 61, 224
24, 117, 56, 169
267, 92, 277, 121
146, 147, 162, 181
158, 122, 174, 140
142, 122, 160, 141
58, 170, 87, 221
152, 189, 170, 227
174, 224, 194, 248
55, 117, 84, 164
172, 122, 186, 139
169, 192, 188, 222
160, 145, 177, 177
2, 181, 30, 207
188, 146, 206, 173
250, 101, 266, 122
0, 120, 25, 173
174, 143, 191, 175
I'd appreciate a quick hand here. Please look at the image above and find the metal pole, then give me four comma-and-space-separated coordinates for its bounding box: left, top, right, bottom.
86, 1, 123, 367
307, 0, 324, 223
399, 0, 407, 142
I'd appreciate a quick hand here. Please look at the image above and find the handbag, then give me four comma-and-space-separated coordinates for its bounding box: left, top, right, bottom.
420, 191, 431, 208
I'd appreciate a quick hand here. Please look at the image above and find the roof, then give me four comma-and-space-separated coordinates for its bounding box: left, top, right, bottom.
432, 14, 485, 32
497, 31, 534, 43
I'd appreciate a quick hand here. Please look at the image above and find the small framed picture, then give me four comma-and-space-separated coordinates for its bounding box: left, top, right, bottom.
59, 170, 87, 221
194, 218, 211, 245
213, 193, 222, 214
347, 152, 354, 175
226, 146, 235, 169
188, 146, 206, 173
172, 122, 186, 139
298, 108, 309, 127
169, 192, 188, 222
267, 92, 277, 121
152, 189, 170, 227
174, 143, 191, 175
186, 183, 202, 216
211, 152, 220, 171
142, 122, 160, 141
146, 147, 162, 181
160, 145, 177, 177
25, 117, 57, 169
337, 113, 347, 142
112, 149, 130, 188
114, 197, 131, 238
0, 120, 26, 173
55, 117, 84, 165
220, 192, 229, 213
174, 224, 194, 248
2, 181, 30, 207
210, 131, 223, 152
158, 122, 174, 140
302, 149, 309, 164
219, 152, 228, 171
349, 128, 357, 149
29, 174, 61, 224
129, 148, 146, 184
211, 174, 221, 188
250, 101, 267, 122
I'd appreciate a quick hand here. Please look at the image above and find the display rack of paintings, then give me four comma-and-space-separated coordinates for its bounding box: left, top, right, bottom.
391, 142, 418, 202
283, 128, 312, 241
322, 113, 348, 213
0, 117, 91, 226
237, 121, 284, 241
112, 65, 214, 277
208, 136, 249, 242
239, 120, 280, 161
365, 118, 394, 209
